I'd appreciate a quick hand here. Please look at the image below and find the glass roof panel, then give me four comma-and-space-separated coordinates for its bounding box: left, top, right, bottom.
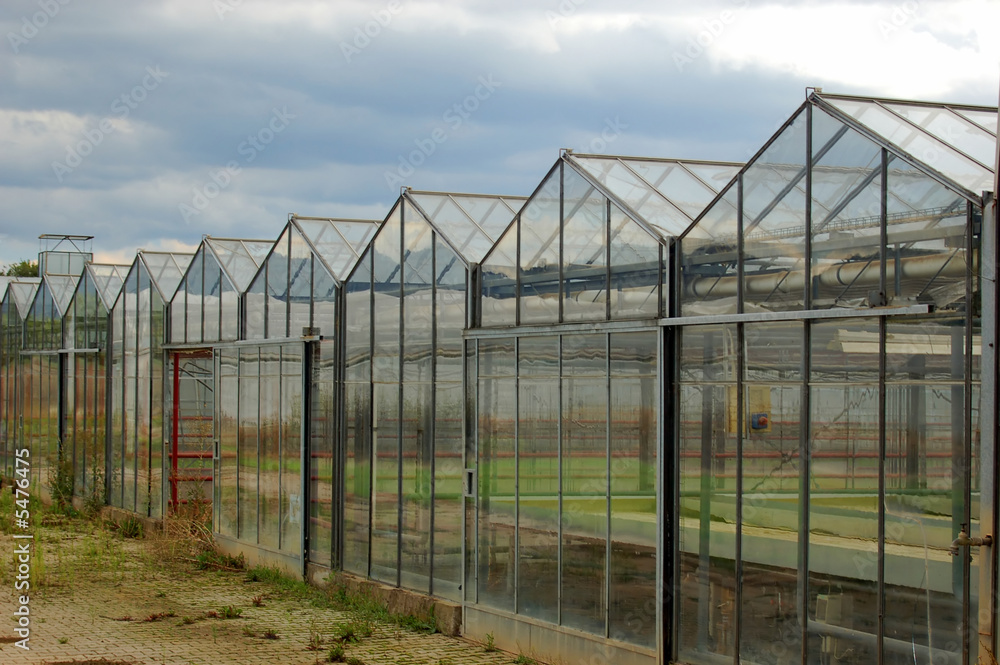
820, 96, 994, 196
682, 162, 744, 191
206, 238, 270, 291
10, 281, 41, 318
87, 264, 129, 309
407, 192, 524, 264
0, 276, 13, 303
448, 194, 524, 258
572, 156, 739, 238
47, 275, 79, 315
951, 108, 999, 134
631, 159, 739, 220
572, 157, 689, 237
883, 102, 996, 170
296, 219, 379, 281
141, 252, 193, 299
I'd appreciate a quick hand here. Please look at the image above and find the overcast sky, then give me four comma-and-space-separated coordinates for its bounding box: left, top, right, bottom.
0, 0, 997, 268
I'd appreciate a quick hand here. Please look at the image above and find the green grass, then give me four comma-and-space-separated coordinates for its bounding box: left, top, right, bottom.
243, 564, 438, 634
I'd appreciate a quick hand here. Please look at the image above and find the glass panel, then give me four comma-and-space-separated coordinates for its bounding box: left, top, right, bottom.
448, 194, 521, 262
312, 263, 337, 338
519, 168, 561, 324
950, 107, 998, 134
220, 279, 238, 342
885, 167, 968, 310
434, 238, 464, 601
371, 382, 400, 584
680, 186, 740, 315
630, 158, 737, 220
678, 324, 738, 662
743, 108, 807, 312
740, 322, 803, 664
824, 97, 993, 195
258, 346, 280, 550
244, 271, 266, 340
480, 222, 518, 327
562, 167, 608, 323
267, 230, 291, 338
309, 340, 336, 567
883, 317, 967, 663
807, 318, 880, 663
811, 109, 884, 309
884, 102, 995, 169
573, 156, 685, 237
478, 338, 516, 612
288, 228, 312, 336
433, 381, 464, 601
218, 349, 239, 539
344, 252, 372, 576
409, 193, 485, 262
609, 204, 661, 319
609, 332, 657, 648
402, 205, 434, 384
280, 347, 301, 554
203, 251, 222, 342
344, 379, 371, 576
373, 206, 401, 383
516, 374, 559, 624
561, 333, 607, 635
400, 382, 431, 593
185, 251, 204, 344
238, 348, 259, 543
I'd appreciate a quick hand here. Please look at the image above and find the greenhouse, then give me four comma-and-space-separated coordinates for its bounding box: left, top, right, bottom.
203, 217, 379, 572
108, 250, 193, 518
0, 276, 38, 480
164, 237, 272, 515
63, 262, 129, 502
0, 90, 997, 665
340, 189, 526, 599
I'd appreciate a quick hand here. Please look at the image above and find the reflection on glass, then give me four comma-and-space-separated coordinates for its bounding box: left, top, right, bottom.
678, 325, 737, 661
807, 319, 879, 664
516, 374, 559, 624
478, 338, 516, 612
609, 331, 657, 648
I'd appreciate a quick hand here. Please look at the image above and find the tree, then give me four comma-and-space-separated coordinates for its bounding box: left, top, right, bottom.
4, 259, 39, 277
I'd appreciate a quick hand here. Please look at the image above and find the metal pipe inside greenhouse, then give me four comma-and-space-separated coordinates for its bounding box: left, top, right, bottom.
685, 251, 974, 299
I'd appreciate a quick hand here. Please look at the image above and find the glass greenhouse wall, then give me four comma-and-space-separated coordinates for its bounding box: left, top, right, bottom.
342, 190, 524, 600
165, 238, 272, 514
214, 217, 378, 571
670, 92, 991, 665
21, 273, 79, 501
0, 278, 38, 481
0, 90, 995, 665
62, 264, 127, 504
469, 152, 738, 659
109, 252, 192, 518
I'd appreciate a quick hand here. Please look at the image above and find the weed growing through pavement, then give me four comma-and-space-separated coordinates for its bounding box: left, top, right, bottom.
219, 605, 243, 619
328, 644, 346, 662
484, 631, 497, 652
262, 628, 279, 640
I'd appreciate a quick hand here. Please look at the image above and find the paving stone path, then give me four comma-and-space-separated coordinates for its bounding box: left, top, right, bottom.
0, 516, 522, 665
